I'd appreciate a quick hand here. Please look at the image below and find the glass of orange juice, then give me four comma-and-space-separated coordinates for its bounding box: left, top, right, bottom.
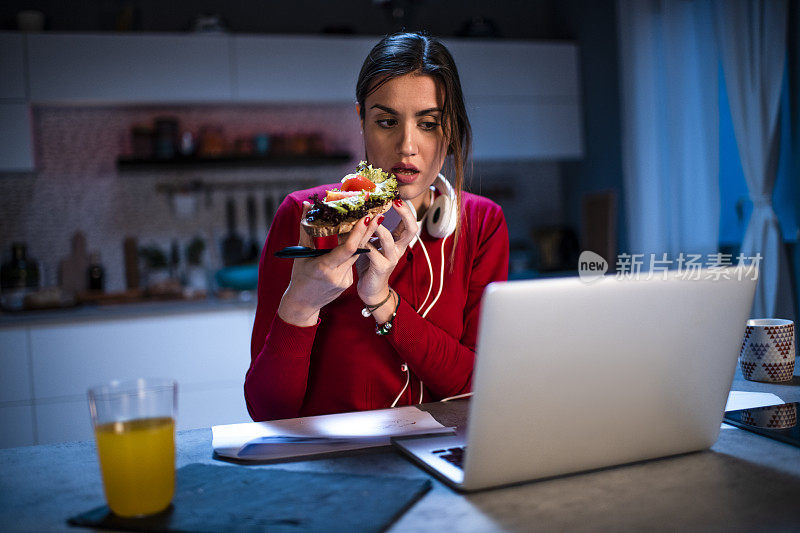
88, 378, 177, 518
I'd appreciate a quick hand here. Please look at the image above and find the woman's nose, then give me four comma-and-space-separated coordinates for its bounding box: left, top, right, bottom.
397, 124, 417, 156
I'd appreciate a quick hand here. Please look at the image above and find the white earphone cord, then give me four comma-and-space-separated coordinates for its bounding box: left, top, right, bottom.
392, 176, 455, 408
393, 234, 449, 407
390, 364, 411, 408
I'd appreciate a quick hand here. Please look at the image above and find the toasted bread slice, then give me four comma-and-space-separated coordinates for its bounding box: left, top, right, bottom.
301, 202, 393, 238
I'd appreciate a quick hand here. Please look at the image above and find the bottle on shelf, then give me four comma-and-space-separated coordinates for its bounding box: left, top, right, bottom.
87, 253, 105, 292
1, 242, 41, 310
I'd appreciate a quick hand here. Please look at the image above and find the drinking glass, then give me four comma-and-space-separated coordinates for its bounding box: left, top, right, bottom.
88, 378, 177, 517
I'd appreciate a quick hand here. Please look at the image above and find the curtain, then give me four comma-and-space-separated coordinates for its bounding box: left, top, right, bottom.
617, 0, 720, 260
713, 0, 794, 320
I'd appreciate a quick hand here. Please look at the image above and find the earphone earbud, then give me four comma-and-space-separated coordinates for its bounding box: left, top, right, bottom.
408, 174, 457, 246
426, 175, 457, 239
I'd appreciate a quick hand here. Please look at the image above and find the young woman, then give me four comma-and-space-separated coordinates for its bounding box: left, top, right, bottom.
245, 32, 509, 421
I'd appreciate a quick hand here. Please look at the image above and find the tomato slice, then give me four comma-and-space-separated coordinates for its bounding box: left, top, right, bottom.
341, 174, 376, 192
324, 189, 363, 202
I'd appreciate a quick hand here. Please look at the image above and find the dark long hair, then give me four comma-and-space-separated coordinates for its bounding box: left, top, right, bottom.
356, 32, 471, 250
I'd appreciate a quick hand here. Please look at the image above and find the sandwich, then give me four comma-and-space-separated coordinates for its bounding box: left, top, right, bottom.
301, 161, 399, 238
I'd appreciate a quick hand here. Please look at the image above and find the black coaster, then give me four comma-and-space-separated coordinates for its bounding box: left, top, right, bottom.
68, 463, 431, 533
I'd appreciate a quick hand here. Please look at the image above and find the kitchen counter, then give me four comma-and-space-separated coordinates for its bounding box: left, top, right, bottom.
0, 294, 256, 329
0, 371, 798, 532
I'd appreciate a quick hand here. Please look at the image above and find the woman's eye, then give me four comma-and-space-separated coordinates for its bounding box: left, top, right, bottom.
376, 119, 397, 128
420, 121, 441, 131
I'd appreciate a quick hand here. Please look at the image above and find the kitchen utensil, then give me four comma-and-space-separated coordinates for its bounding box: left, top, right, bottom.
275, 246, 370, 259
245, 194, 260, 262
264, 192, 276, 231
215, 264, 258, 291
123, 237, 140, 290
59, 232, 90, 294
222, 197, 244, 266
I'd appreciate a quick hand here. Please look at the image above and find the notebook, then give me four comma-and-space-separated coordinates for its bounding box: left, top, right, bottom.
393, 270, 757, 491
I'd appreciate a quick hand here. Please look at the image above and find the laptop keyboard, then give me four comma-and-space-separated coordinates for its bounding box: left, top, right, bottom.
433, 446, 466, 469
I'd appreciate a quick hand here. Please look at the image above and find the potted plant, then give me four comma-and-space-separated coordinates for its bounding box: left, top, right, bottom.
138, 245, 170, 289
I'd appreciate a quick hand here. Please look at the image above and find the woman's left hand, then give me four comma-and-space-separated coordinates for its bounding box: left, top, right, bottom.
356, 199, 418, 306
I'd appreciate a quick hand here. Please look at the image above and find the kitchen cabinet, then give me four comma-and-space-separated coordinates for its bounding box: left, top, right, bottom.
0, 328, 32, 404
0, 103, 35, 171
0, 305, 255, 447
0, 33, 34, 172
233, 35, 375, 102
27, 33, 234, 103
445, 40, 583, 160
4, 32, 583, 172
232, 35, 583, 159
0, 328, 34, 449
0, 33, 26, 100
444, 40, 580, 99
0, 406, 35, 449
468, 100, 583, 159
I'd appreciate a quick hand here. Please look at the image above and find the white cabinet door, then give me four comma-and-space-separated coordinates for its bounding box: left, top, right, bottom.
28, 309, 253, 443
446, 40, 583, 160
0, 103, 34, 171
0, 329, 35, 448
0, 405, 36, 448
0, 32, 26, 100
30, 311, 252, 399
179, 385, 250, 430
34, 385, 252, 445
444, 40, 580, 99
36, 398, 92, 444
233, 35, 375, 102
468, 100, 584, 160
27, 33, 234, 103
0, 328, 32, 403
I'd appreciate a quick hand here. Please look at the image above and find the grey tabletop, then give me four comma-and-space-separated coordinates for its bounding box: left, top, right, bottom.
1, 368, 799, 533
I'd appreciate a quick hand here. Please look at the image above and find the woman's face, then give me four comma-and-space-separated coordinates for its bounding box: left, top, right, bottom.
361, 74, 448, 214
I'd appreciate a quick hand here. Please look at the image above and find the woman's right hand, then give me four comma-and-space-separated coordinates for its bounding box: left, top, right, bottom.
277, 201, 378, 327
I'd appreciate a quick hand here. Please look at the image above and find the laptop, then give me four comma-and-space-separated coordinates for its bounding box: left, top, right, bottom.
393, 270, 757, 491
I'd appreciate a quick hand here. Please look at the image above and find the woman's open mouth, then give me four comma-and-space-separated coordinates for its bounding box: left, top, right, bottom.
392, 163, 420, 184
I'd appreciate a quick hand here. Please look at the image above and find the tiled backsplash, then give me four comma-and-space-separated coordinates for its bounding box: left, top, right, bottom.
0, 104, 562, 293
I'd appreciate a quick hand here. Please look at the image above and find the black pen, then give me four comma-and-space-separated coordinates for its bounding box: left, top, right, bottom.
275, 246, 371, 259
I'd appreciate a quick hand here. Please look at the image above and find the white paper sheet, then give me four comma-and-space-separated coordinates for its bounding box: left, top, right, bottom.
212, 406, 454, 461
725, 391, 784, 411
721, 390, 785, 429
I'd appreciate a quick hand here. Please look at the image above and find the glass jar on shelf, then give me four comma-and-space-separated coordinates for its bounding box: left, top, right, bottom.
0, 242, 41, 310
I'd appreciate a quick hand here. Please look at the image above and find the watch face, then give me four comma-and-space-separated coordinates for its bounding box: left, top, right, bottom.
723, 402, 800, 449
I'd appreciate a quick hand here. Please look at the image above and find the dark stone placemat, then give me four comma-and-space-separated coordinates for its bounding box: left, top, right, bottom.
67, 463, 431, 533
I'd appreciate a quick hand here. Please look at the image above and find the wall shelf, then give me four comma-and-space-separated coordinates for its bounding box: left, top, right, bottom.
117, 152, 352, 171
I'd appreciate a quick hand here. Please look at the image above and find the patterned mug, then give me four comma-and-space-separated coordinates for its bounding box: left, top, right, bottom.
741, 404, 797, 429
739, 319, 795, 382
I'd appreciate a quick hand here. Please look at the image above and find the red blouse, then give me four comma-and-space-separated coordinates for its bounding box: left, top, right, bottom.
245, 183, 509, 421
